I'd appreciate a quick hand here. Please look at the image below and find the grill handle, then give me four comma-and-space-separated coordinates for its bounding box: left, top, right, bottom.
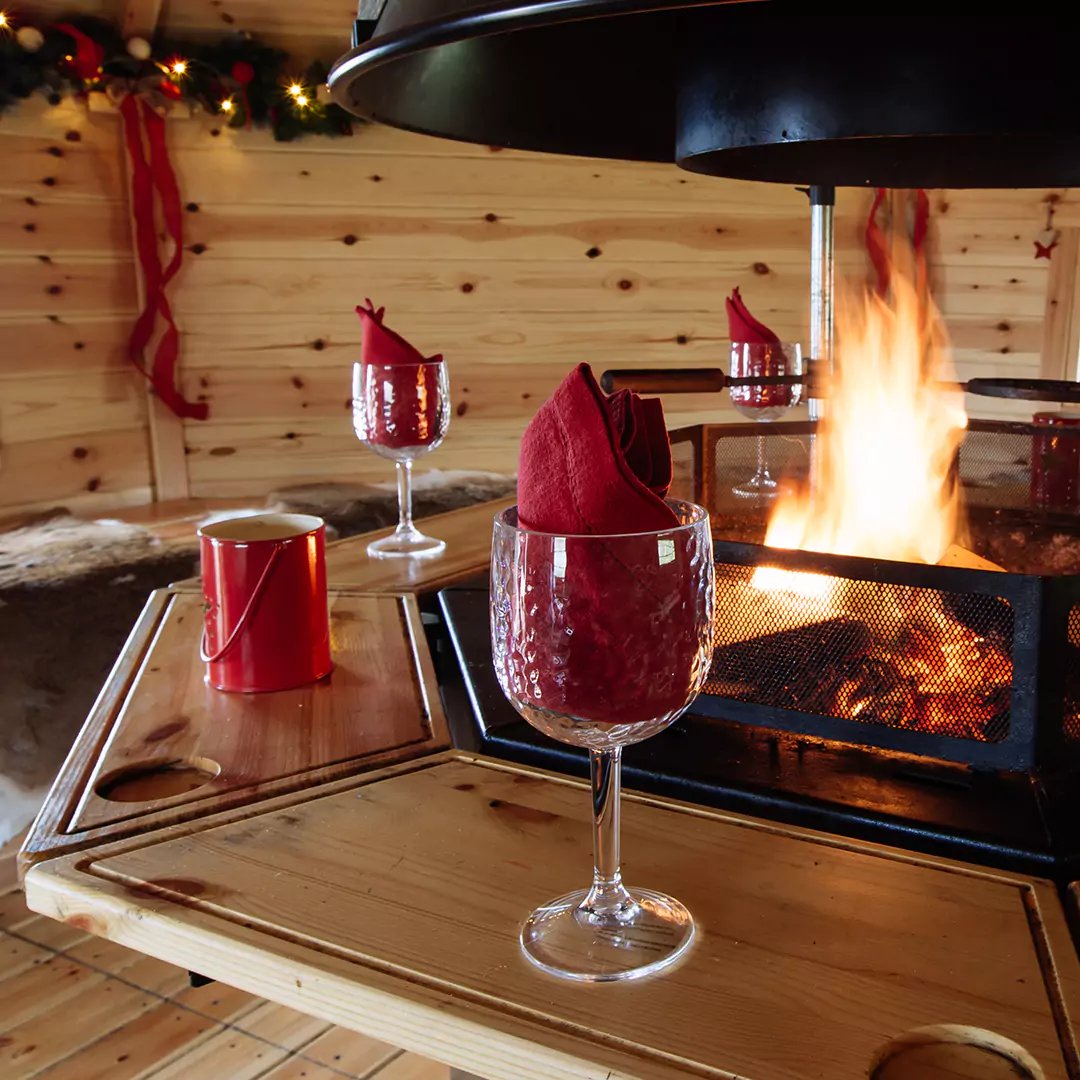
600, 368, 727, 394
600, 367, 809, 394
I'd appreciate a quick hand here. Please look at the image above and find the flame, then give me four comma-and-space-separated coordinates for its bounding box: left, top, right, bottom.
764, 274, 968, 564
736, 270, 1013, 741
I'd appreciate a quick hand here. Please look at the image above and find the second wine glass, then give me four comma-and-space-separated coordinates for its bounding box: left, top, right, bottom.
728, 341, 803, 498
352, 359, 450, 558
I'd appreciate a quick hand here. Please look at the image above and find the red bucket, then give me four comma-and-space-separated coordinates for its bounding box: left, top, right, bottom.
198, 513, 332, 693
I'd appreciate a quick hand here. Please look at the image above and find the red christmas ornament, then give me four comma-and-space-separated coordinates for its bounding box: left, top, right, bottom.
159, 78, 183, 101
230, 60, 256, 129
1034, 229, 1059, 260
54, 22, 105, 82
231, 60, 255, 85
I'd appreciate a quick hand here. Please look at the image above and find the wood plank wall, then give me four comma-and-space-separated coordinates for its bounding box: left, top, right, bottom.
0, 76, 1075, 514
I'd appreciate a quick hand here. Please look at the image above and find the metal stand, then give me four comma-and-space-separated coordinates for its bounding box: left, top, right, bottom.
808, 185, 835, 421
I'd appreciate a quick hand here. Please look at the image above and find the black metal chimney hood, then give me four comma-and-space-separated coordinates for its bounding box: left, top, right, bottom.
329, 5, 1080, 188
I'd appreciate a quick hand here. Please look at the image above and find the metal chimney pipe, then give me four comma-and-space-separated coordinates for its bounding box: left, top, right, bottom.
808, 185, 835, 422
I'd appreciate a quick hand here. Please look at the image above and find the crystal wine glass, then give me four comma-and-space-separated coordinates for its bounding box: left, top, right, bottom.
352, 360, 450, 558
491, 501, 715, 981
728, 341, 803, 498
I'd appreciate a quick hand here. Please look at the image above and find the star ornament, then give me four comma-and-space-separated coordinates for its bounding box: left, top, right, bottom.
1035, 228, 1059, 260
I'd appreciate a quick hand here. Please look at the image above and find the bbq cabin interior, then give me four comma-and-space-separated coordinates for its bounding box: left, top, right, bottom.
329, 8, 1080, 882
8, 5, 1080, 1077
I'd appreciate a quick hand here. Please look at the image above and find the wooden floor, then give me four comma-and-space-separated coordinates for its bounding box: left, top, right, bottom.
1, 854, 448, 1080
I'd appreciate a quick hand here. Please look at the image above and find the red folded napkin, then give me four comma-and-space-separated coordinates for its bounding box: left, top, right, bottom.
356, 299, 443, 367
726, 287, 795, 411
518, 363, 678, 533
508, 364, 706, 726
355, 300, 444, 449
725, 285, 780, 345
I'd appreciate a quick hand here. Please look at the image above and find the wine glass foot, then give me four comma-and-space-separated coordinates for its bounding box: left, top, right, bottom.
732, 475, 778, 499
520, 887, 694, 982
367, 530, 446, 559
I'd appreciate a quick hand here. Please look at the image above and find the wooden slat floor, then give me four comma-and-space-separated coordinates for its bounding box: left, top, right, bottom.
0, 878, 448, 1080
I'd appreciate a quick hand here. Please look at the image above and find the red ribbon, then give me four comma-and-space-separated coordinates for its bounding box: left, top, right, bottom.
865, 187, 890, 298
121, 95, 208, 420
912, 187, 930, 297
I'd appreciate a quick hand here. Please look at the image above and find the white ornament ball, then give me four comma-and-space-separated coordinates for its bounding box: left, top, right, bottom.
316, 83, 332, 104
126, 36, 152, 61
16, 26, 45, 52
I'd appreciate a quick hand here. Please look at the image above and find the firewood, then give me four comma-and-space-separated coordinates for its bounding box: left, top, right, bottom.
937, 543, 1005, 572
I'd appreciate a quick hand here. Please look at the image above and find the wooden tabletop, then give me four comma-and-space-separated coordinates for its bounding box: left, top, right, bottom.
18, 498, 1080, 1080
169, 498, 511, 594
323, 497, 512, 591
24, 752, 1080, 1080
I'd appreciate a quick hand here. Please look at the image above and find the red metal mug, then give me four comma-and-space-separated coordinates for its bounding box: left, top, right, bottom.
199, 513, 332, 693
1030, 411, 1080, 512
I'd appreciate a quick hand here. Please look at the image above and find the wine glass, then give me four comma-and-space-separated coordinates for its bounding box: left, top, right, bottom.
490, 501, 715, 981
352, 360, 450, 558
728, 341, 803, 498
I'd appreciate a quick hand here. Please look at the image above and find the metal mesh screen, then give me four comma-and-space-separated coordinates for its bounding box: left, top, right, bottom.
960, 424, 1077, 514
703, 420, 1080, 525
705, 562, 1014, 743
1067, 604, 1080, 740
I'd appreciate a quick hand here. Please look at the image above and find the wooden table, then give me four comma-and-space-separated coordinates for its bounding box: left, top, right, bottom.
18, 498, 505, 869
19, 499, 1080, 1080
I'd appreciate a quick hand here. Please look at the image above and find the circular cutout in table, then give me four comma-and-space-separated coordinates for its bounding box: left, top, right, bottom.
95, 758, 221, 802
870, 1024, 1044, 1079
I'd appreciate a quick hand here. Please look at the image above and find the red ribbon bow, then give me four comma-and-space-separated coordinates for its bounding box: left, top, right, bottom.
120, 95, 208, 420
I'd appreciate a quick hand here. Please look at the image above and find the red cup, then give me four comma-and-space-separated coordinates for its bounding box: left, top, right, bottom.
198, 513, 332, 693
1030, 412, 1080, 511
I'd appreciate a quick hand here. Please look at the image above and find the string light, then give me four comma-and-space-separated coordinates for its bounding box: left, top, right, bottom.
285, 81, 311, 109
0, 12, 10, 30
169, 58, 188, 76
219, 98, 234, 113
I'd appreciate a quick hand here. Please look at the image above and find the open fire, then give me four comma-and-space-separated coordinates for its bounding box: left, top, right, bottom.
742, 272, 1014, 741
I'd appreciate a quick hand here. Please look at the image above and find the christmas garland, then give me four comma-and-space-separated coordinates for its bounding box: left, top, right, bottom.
0, 12, 358, 141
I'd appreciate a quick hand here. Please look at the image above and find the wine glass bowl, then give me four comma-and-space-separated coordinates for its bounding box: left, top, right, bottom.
729, 341, 803, 497
491, 501, 715, 981
352, 360, 450, 558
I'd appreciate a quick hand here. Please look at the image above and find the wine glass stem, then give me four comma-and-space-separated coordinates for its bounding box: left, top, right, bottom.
755, 433, 771, 483
583, 748, 633, 916
395, 459, 414, 535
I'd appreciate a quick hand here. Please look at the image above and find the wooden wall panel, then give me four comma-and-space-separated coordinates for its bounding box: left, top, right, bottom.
0, 99, 151, 518
0, 53, 1074, 513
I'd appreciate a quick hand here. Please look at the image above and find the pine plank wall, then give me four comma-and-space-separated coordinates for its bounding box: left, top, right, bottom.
2, 9, 1079, 516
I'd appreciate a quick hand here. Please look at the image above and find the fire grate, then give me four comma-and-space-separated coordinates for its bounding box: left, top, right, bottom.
706, 562, 1013, 743
671, 421, 1080, 771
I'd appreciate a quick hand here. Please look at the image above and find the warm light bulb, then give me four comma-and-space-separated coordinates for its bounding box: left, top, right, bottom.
0, 12, 9, 29
170, 59, 187, 76
286, 82, 303, 98
294, 94, 309, 108
220, 98, 234, 112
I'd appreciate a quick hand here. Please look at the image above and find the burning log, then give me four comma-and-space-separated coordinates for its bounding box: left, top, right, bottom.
938, 544, 1005, 572
709, 616, 872, 713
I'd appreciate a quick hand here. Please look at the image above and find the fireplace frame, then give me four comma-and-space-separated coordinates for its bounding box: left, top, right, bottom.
699, 538, 1061, 772
670, 419, 1080, 774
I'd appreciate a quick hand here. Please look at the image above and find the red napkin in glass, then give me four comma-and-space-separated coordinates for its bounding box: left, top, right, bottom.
726, 287, 794, 411
511, 364, 705, 725
518, 363, 678, 533
355, 300, 443, 449
725, 285, 780, 345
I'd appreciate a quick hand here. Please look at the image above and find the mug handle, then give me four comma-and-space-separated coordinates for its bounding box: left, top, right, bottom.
200, 544, 284, 664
